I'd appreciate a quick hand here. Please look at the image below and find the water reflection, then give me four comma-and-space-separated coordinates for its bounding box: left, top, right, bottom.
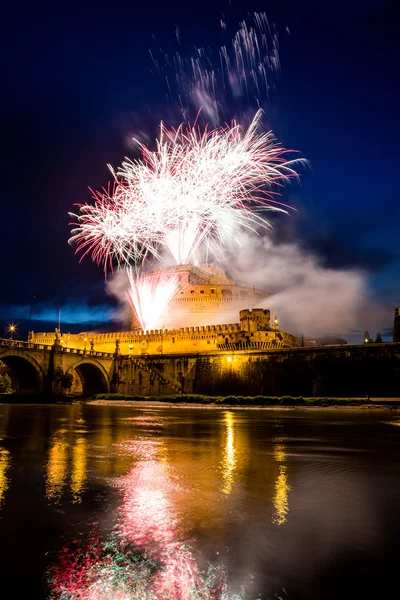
71, 436, 87, 503
273, 442, 291, 525
46, 433, 68, 503
0, 405, 397, 600
221, 411, 236, 495
0, 448, 10, 506
49, 415, 241, 599
45, 414, 88, 504
0, 409, 10, 509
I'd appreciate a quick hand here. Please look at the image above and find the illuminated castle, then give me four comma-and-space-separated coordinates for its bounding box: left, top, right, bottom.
31, 308, 295, 355
30, 264, 296, 354
135, 263, 269, 329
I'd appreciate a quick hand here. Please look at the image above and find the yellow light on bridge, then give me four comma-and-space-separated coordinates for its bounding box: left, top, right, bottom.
8, 324, 16, 340
226, 356, 232, 363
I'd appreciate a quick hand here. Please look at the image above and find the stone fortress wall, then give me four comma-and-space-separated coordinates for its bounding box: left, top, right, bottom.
31, 309, 295, 356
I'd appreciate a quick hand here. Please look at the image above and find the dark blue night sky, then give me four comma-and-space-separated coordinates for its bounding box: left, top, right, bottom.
0, 0, 398, 337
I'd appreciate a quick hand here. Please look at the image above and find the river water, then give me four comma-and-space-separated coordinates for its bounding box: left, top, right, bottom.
0, 403, 400, 599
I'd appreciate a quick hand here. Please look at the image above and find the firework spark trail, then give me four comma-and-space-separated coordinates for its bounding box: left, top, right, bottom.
69, 110, 304, 273
69, 184, 163, 271
153, 12, 281, 124
116, 109, 304, 265
126, 268, 181, 331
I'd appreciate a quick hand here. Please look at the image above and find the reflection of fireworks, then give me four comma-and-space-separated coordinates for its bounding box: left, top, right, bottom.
126, 268, 181, 331
70, 111, 303, 271
48, 438, 243, 599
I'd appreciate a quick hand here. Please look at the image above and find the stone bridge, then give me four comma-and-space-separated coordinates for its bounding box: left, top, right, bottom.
2, 337, 400, 398
0, 338, 117, 396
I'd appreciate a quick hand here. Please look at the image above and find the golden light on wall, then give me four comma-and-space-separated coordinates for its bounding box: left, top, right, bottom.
221, 411, 236, 495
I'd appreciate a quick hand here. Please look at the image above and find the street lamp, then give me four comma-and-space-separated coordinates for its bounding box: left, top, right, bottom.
8, 324, 16, 340
84, 337, 87, 352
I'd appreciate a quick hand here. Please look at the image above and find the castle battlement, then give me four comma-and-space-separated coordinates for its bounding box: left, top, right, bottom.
30, 310, 294, 355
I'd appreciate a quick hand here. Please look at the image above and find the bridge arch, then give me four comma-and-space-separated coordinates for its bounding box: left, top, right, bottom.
0, 352, 44, 395
67, 359, 110, 396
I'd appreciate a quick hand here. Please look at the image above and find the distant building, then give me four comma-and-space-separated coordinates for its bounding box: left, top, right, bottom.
393, 308, 400, 343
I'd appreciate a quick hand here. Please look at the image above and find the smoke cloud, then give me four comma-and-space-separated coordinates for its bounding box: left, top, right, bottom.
105, 232, 392, 342
223, 232, 368, 337
105, 270, 132, 324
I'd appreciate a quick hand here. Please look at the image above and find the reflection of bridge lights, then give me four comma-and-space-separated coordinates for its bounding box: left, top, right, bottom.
0, 448, 10, 507
46, 418, 88, 504
46, 436, 68, 503
71, 436, 87, 503
273, 444, 291, 525
221, 411, 236, 495
273, 444, 286, 463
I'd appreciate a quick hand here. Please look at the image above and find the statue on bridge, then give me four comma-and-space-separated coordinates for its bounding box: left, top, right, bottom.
53, 328, 62, 350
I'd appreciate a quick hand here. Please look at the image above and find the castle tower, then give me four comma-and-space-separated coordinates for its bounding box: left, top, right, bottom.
393, 308, 400, 343
240, 308, 271, 332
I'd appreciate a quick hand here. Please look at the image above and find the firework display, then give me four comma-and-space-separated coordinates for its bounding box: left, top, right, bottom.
126, 268, 181, 332
69, 14, 305, 331
69, 113, 303, 329
70, 111, 300, 269
153, 12, 282, 124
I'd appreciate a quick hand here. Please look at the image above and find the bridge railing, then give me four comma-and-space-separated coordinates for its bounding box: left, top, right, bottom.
0, 338, 52, 350
61, 347, 115, 358
0, 338, 114, 358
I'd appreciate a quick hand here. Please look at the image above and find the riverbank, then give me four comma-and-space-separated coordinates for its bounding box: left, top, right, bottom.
87, 400, 400, 411
85, 393, 400, 409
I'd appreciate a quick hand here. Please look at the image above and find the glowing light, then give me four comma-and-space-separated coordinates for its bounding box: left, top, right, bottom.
272, 444, 290, 525
226, 356, 233, 363
221, 412, 236, 495
7, 324, 16, 339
